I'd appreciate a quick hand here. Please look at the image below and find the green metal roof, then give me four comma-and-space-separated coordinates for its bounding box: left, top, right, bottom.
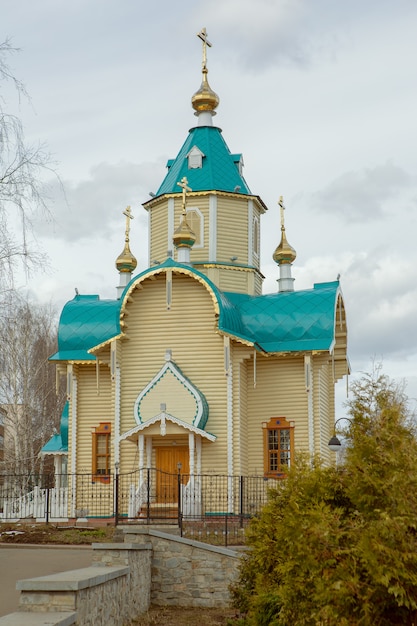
223, 282, 341, 353
50, 295, 120, 361
155, 125, 252, 196
40, 402, 69, 455
51, 261, 341, 361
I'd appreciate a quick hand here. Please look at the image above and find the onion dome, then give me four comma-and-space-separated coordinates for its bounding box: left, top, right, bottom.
192, 67, 219, 114
273, 197, 296, 265
273, 227, 297, 265
173, 217, 196, 249
116, 240, 137, 273
116, 206, 137, 273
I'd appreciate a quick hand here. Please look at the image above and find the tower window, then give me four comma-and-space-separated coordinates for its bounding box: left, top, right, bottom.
253, 217, 259, 257
186, 208, 204, 248
187, 146, 205, 169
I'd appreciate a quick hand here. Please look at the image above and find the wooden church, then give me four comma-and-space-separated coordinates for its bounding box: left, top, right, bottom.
43, 30, 349, 519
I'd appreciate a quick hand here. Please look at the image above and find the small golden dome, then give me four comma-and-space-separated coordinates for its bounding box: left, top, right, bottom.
192, 67, 219, 113
273, 196, 296, 265
273, 226, 297, 265
173, 217, 196, 249
116, 241, 137, 273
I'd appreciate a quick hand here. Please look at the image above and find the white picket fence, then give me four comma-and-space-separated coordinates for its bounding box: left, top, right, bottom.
0, 486, 68, 521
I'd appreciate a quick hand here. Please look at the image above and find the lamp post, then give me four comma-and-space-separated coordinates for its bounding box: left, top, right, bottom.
328, 417, 353, 452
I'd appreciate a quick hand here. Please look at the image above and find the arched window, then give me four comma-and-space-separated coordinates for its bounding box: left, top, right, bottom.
186, 208, 204, 248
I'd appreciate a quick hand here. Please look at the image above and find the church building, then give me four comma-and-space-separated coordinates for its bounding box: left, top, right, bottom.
43, 30, 349, 519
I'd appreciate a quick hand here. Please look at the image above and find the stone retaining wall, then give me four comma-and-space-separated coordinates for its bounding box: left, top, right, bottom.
122, 526, 240, 608
0, 528, 240, 625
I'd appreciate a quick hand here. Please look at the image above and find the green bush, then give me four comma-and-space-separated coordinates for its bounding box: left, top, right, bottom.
230, 369, 417, 626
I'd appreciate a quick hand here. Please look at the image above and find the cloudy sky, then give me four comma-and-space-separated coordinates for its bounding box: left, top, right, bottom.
3, 0, 417, 414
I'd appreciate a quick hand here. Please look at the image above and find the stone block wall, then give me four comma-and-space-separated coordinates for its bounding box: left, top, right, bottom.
122, 526, 240, 608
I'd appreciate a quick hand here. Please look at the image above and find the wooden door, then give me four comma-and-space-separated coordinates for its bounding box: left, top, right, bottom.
155, 447, 189, 503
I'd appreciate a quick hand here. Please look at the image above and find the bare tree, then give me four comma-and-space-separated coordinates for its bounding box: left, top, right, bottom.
0, 39, 54, 289
0, 292, 65, 476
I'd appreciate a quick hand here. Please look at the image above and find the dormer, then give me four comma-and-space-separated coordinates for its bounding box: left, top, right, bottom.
231, 154, 244, 176
187, 145, 205, 169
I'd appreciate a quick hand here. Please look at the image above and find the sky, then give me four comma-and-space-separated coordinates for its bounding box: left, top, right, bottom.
2, 0, 417, 416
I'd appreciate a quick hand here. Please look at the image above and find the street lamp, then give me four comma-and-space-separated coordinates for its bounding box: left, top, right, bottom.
328, 417, 353, 452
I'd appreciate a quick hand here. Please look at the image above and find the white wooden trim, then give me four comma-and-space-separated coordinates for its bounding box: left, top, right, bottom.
248, 199, 253, 263
305, 355, 314, 455
209, 193, 217, 261
114, 366, 121, 465
227, 362, 233, 476
168, 197, 175, 258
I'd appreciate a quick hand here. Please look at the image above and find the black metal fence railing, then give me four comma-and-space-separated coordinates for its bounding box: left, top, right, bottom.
0, 469, 279, 545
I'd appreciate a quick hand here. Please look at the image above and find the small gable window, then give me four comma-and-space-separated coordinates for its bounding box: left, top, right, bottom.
263, 417, 294, 478
187, 145, 205, 169
253, 217, 259, 258
187, 208, 204, 248
92, 422, 111, 483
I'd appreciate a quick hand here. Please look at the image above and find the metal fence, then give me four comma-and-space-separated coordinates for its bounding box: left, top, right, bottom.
0, 469, 279, 545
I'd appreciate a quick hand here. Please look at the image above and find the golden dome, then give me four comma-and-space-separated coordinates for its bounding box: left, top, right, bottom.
116, 241, 137, 273
273, 196, 297, 265
191, 67, 219, 114
173, 216, 196, 249
273, 226, 297, 265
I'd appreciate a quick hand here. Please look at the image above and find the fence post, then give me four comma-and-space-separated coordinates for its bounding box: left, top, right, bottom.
45, 476, 50, 524
177, 463, 182, 535
146, 468, 151, 523
239, 475, 244, 528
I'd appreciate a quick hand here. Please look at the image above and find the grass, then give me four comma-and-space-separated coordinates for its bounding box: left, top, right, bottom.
0, 522, 116, 544
128, 606, 240, 625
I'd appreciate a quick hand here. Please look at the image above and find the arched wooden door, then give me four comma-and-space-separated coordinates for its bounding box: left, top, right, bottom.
155, 446, 189, 503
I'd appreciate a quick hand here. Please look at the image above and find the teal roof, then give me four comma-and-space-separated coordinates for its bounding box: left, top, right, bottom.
222, 282, 341, 353
155, 126, 252, 196
40, 402, 69, 455
50, 295, 120, 361
51, 262, 341, 363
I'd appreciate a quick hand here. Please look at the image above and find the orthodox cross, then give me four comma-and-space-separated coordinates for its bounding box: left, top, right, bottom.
197, 28, 212, 69
278, 196, 285, 228
123, 205, 134, 242
177, 176, 192, 215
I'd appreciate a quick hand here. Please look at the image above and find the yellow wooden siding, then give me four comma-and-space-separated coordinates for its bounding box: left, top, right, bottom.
246, 355, 309, 474
118, 272, 229, 474
216, 198, 248, 263
231, 346, 251, 475
149, 203, 169, 264
219, 268, 249, 293
75, 364, 113, 474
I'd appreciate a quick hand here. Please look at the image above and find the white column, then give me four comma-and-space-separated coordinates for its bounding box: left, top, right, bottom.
167, 198, 175, 258
227, 363, 233, 476
188, 432, 195, 475
196, 437, 202, 475
114, 366, 121, 466
138, 435, 145, 469
209, 194, 217, 261
146, 437, 152, 468
247, 199, 253, 264
305, 355, 314, 456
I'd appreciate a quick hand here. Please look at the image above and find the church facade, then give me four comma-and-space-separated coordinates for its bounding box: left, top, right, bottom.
43, 30, 348, 519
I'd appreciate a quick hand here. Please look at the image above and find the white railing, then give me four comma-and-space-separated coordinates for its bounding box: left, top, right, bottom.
0, 487, 68, 521
128, 478, 148, 518
181, 476, 202, 517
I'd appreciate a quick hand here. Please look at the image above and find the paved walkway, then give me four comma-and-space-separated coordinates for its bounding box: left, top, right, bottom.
0, 544, 92, 617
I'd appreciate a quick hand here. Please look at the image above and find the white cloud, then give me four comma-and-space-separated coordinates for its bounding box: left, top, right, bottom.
33, 160, 163, 242
311, 163, 411, 221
